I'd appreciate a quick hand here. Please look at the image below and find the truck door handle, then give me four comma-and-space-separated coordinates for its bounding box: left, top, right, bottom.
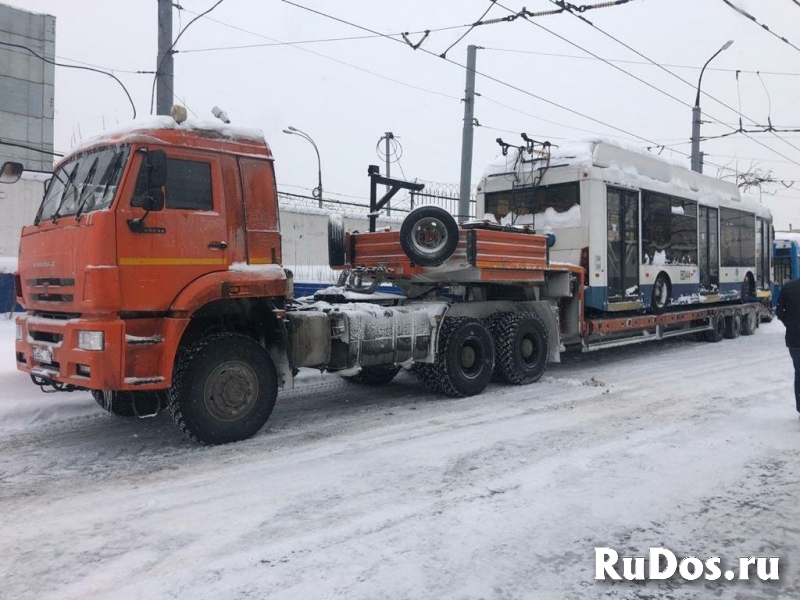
208, 241, 228, 250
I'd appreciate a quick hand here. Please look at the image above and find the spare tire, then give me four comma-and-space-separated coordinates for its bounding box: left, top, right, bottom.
400, 206, 459, 266
328, 214, 347, 267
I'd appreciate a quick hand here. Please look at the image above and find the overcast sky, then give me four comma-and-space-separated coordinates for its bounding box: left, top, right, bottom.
6, 0, 800, 227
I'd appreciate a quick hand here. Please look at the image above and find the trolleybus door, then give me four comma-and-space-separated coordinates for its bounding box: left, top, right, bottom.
699, 206, 720, 291
606, 187, 639, 302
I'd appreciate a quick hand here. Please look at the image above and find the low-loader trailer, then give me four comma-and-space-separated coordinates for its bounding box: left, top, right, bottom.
4, 116, 771, 444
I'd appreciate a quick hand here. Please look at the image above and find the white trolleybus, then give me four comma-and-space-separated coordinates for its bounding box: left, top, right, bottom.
476, 139, 773, 314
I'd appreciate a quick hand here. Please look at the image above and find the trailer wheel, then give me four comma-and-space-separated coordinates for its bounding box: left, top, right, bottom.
740, 310, 757, 336
724, 314, 742, 339
169, 333, 278, 444
492, 312, 549, 385
428, 318, 495, 397
705, 314, 725, 343
343, 365, 400, 385
400, 206, 459, 267
91, 390, 167, 417
328, 215, 347, 267
651, 273, 671, 313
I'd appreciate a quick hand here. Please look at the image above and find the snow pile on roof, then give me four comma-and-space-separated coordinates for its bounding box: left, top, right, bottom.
70, 116, 266, 155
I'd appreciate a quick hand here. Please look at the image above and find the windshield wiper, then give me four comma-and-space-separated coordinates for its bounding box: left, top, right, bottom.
73, 158, 101, 221
51, 165, 78, 224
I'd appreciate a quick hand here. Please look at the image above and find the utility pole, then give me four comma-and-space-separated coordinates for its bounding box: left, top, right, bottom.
690, 40, 733, 173
156, 0, 175, 116
458, 45, 478, 222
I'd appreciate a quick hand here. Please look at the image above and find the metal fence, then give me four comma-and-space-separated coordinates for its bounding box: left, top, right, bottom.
278, 180, 477, 219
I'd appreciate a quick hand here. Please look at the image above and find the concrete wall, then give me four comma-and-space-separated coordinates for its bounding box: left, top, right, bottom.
280, 207, 401, 281
0, 3, 56, 172
0, 173, 47, 259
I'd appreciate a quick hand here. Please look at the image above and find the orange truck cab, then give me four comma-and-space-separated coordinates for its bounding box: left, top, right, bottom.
14, 119, 293, 425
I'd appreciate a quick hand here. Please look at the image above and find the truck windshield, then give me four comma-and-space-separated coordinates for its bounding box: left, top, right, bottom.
36, 145, 130, 224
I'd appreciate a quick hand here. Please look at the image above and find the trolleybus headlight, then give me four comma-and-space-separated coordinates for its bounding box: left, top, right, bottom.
78, 331, 105, 351
15, 323, 22, 340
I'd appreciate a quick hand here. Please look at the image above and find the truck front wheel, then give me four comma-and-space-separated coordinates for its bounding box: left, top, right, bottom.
169, 333, 278, 444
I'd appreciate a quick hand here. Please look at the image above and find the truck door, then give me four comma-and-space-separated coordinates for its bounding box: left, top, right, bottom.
116, 148, 229, 312
606, 187, 639, 302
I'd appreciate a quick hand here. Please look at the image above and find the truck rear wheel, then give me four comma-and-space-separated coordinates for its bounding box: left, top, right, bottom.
169, 333, 278, 444
342, 365, 400, 385
91, 390, 167, 417
425, 318, 495, 397
491, 312, 549, 385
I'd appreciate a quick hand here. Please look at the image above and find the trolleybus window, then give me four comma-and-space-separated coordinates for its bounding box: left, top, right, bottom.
641, 191, 698, 266
720, 208, 756, 267
484, 182, 579, 226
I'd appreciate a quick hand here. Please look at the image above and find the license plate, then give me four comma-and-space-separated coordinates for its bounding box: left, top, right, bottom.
33, 346, 54, 364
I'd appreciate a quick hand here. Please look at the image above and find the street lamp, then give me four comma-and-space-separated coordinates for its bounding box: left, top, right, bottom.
691, 40, 734, 173
283, 126, 323, 208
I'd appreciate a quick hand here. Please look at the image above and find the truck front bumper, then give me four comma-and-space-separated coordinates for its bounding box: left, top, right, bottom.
15, 314, 187, 391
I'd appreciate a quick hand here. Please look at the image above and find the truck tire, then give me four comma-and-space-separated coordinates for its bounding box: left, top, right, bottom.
400, 206, 459, 267
705, 314, 725, 343
169, 332, 278, 444
724, 314, 741, 339
491, 312, 549, 385
91, 390, 166, 417
342, 365, 400, 385
425, 318, 495, 397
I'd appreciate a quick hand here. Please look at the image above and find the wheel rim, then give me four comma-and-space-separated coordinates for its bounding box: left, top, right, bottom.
411, 217, 448, 256
204, 361, 260, 422
520, 333, 541, 368
458, 337, 484, 379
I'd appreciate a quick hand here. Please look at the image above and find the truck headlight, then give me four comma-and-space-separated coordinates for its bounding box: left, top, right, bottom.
15, 323, 22, 340
78, 331, 105, 351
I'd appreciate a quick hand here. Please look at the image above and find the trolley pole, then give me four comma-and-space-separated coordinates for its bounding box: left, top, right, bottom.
156, 0, 175, 115
458, 45, 478, 222
384, 132, 393, 215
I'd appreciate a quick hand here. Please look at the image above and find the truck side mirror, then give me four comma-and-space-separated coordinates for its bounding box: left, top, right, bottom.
0, 161, 23, 184
147, 150, 167, 189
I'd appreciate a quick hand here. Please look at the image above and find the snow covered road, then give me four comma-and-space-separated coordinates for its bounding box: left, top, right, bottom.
1, 317, 798, 599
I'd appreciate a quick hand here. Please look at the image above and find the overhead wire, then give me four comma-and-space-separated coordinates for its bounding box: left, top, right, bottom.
279, 0, 673, 149
481, 47, 800, 76
176, 9, 461, 101
719, 0, 800, 54
0, 40, 137, 119
539, 0, 800, 166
